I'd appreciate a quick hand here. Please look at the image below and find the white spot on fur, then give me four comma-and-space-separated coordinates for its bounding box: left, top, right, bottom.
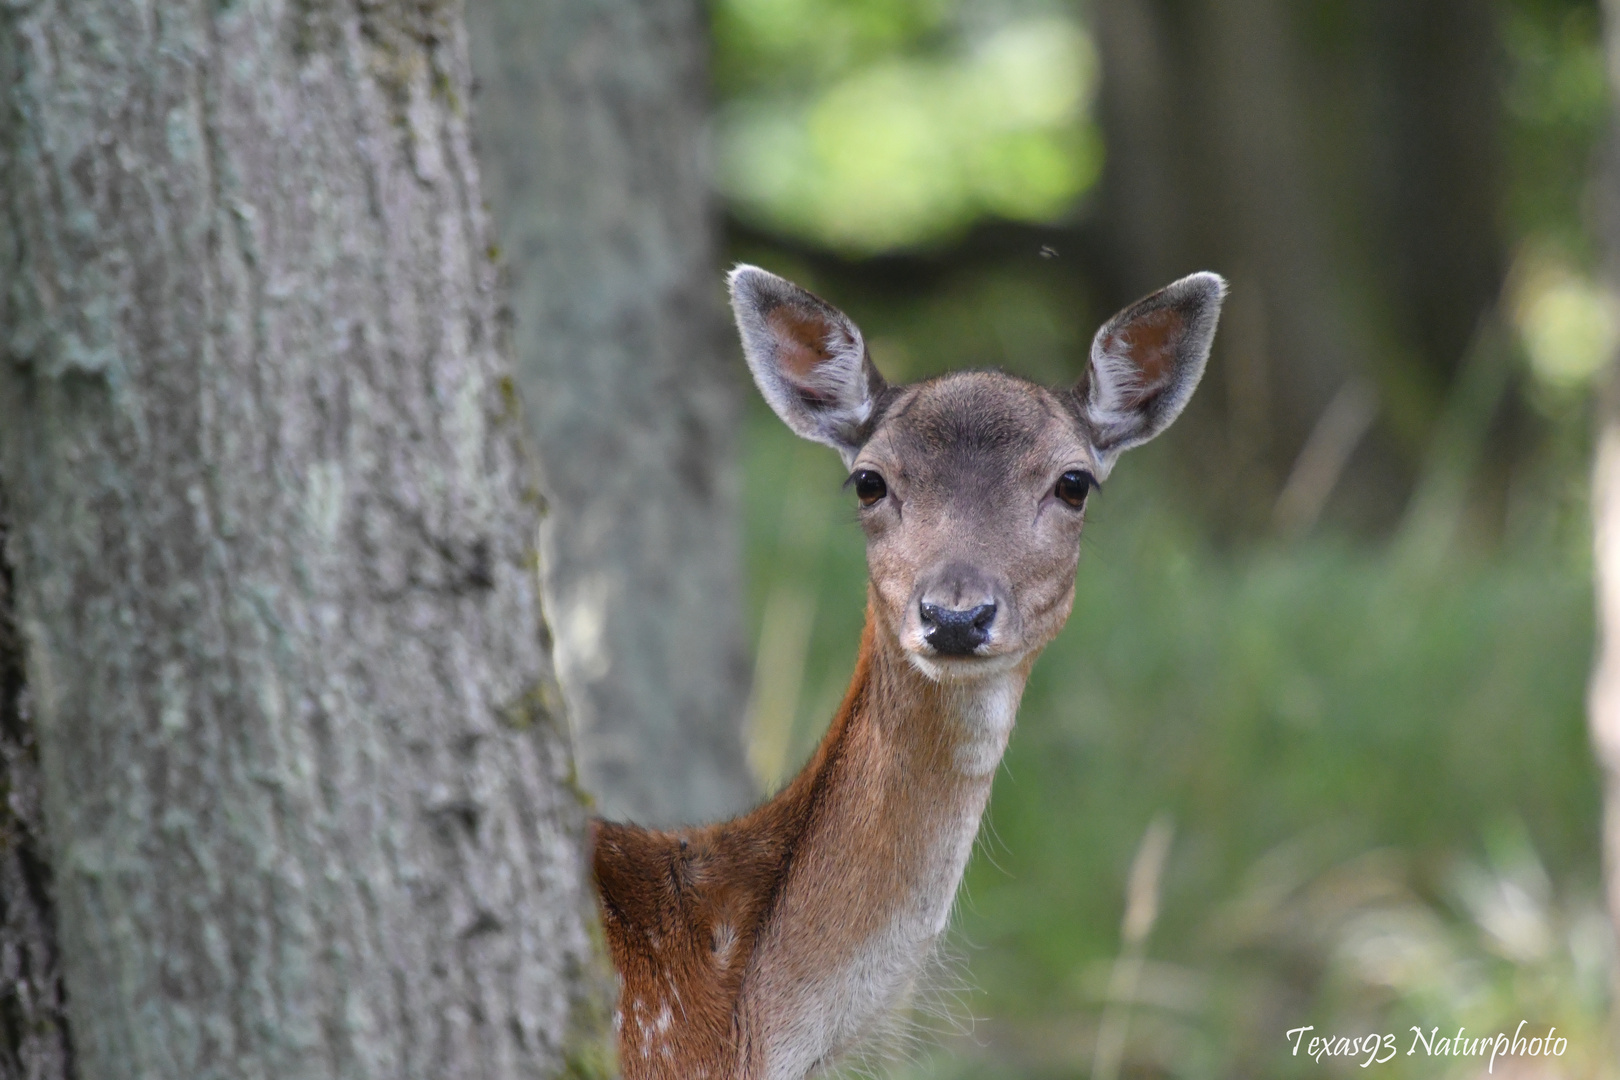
634, 1000, 658, 1060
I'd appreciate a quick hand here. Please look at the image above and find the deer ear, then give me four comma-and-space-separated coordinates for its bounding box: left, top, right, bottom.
728, 265, 887, 464
1080, 272, 1226, 469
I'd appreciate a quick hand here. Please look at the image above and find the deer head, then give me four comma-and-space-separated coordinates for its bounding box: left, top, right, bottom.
729, 266, 1226, 680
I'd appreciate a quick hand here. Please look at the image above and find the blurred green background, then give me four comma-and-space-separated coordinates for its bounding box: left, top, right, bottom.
718, 0, 1619, 1075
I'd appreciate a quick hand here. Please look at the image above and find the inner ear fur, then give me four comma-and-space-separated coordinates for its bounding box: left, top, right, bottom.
1081, 271, 1226, 460
729, 264, 888, 463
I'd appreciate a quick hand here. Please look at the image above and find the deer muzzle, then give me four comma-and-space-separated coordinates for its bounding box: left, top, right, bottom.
918, 602, 996, 655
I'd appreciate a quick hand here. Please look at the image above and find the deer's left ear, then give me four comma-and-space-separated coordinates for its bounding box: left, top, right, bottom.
1079, 272, 1226, 470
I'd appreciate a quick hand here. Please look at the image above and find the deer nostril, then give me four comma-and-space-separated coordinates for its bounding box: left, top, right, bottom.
919, 602, 996, 656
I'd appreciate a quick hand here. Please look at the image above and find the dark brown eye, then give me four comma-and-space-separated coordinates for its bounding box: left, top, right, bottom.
1054, 470, 1094, 508
852, 470, 887, 507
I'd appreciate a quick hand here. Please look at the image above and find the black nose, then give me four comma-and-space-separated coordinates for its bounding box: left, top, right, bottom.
919, 602, 996, 656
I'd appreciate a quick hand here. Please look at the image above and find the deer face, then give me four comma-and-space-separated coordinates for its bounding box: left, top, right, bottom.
848, 372, 1094, 676
730, 266, 1225, 681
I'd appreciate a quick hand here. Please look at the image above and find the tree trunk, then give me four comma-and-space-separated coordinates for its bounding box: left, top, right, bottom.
468, 0, 755, 826
0, 487, 73, 1080
0, 4, 612, 1078
1091, 0, 1503, 533
1591, 0, 1620, 962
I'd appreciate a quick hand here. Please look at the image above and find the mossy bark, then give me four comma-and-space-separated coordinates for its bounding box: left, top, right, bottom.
469, 0, 755, 826
0, 3, 612, 1077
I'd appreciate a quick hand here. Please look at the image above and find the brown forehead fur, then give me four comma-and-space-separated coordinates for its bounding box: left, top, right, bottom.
863, 370, 1085, 485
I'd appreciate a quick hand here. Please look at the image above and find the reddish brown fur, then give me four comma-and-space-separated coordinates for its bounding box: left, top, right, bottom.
593, 624, 875, 1078
765, 307, 835, 381
1104, 308, 1182, 397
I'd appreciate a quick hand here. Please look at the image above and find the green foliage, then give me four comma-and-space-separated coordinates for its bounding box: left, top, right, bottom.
1499, 0, 1617, 418
713, 0, 1102, 252
1501, 0, 1611, 261
712, 0, 955, 90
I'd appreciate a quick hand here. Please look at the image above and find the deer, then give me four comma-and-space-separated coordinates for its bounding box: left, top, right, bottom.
590, 265, 1226, 1080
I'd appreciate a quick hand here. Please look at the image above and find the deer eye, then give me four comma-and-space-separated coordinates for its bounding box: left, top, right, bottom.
852, 470, 888, 507
1054, 470, 1094, 508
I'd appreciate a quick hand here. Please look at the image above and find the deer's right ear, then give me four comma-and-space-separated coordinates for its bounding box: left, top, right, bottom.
728, 265, 887, 464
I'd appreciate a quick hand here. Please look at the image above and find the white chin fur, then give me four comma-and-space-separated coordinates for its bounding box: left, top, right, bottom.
905, 650, 1024, 683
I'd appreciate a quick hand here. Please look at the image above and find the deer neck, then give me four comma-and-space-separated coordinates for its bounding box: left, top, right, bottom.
737, 599, 1033, 1077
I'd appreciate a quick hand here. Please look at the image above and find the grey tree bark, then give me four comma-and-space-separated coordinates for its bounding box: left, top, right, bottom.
0, 490, 72, 1080
0, 4, 612, 1078
468, 0, 755, 827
